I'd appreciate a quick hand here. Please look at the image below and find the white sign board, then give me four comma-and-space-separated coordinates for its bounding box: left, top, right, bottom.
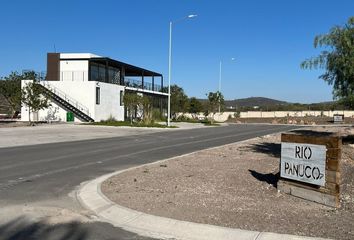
333, 114, 344, 123
280, 142, 326, 186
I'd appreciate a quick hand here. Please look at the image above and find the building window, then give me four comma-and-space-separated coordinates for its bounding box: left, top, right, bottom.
90, 62, 106, 82
98, 64, 106, 82
90, 63, 99, 81
96, 87, 100, 105
120, 90, 124, 106
108, 67, 120, 84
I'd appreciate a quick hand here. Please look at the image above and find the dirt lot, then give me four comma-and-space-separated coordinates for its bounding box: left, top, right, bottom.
230, 116, 354, 125
0, 121, 30, 128
102, 126, 354, 240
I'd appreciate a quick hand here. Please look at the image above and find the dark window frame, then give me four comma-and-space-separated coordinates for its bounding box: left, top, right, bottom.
120, 90, 124, 106
96, 87, 100, 105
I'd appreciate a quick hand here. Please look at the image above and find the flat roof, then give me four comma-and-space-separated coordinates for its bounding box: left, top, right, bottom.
60, 53, 102, 59
58, 53, 162, 77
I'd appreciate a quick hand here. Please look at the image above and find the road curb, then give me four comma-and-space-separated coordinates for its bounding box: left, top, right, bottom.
77, 159, 330, 240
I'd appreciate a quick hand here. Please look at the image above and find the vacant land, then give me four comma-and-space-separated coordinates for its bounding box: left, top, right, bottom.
102, 126, 354, 240
0, 121, 29, 128
230, 116, 354, 125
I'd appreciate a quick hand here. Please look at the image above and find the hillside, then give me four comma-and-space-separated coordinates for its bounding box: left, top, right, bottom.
197, 97, 344, 111
225, 97, 288, 108
196, 97, 290, 111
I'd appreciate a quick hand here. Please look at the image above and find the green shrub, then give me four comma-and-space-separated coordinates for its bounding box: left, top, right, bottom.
152, 108, 164, 121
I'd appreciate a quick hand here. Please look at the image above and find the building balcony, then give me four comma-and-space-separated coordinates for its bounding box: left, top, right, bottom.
45, 71, 165, 93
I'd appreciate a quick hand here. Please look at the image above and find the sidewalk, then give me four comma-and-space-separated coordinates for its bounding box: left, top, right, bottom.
0, 122, 219, 148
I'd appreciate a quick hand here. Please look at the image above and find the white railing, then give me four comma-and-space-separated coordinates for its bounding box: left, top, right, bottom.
60, 71, 88, 81
40, 81, 91, 117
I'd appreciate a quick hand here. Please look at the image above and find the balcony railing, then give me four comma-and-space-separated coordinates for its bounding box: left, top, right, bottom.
60, 71, 88, 81
123, 77, 163, 92
23, 70, 165, 93
59, 71, 164, 92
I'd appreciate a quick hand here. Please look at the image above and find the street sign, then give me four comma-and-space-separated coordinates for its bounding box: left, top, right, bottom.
280, 142, 326, 186
333, 114, 344, 123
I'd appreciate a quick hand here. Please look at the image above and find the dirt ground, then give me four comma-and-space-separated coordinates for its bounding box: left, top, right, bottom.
230, 116, 354, 125
102, 126, 354, 240
0, 121, 29, 128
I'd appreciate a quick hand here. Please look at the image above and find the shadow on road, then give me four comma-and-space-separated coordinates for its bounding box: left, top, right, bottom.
0, 216, 156, 240
248, 170, 279, 188
246, 142, 281, 158
0, 217, 88, 240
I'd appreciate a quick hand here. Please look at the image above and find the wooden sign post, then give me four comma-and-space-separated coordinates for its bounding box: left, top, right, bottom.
278, 132, 341, 208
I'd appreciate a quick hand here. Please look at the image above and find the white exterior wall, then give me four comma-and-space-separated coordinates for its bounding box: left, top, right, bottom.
58, 53, 102, 82
176, 112, 235, 122
44, 80, 96, 122
21, 53, 164, 123
60, 60, 89, 81
20, 80, 65, 122
177, 110, 354, 122
94, 82, 125, 122
37, 101, 68, 122
21, 80, 126, 122
240, 111, 354, 118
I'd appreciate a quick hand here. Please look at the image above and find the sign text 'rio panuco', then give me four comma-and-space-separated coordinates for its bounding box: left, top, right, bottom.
280, 142, 326, 186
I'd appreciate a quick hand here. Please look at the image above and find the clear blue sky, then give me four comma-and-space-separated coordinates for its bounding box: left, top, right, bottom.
1, 0, 353, 103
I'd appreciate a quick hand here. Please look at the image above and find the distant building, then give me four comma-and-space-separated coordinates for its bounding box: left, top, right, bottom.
21, 53, 168, 122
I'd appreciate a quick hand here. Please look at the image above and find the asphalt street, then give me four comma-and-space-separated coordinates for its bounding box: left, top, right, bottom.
0, 124, 298, 240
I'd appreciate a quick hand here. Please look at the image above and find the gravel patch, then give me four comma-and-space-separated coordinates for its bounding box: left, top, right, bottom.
102, 127, 354, 240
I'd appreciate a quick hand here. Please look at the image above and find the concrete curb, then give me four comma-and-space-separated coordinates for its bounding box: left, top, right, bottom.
77, 161, 330, 240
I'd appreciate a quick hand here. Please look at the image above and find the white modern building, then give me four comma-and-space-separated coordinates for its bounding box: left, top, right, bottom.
21, 53, 168, 122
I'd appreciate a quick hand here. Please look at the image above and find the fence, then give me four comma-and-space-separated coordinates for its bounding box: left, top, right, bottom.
240, 110, 354, 118
178, 110, 354, 122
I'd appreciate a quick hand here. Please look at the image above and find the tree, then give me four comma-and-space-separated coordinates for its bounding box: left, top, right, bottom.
0, 71, 40, 117
123, 92, 140, 125
0, 79, 21, 117
141, 95, 153, 124
188, 97, 203, 118
301, 16, 354, 109
21, 81, 50, 125
163, 84, 189, 119
206, 91, 224, 123
123, 92, 155, 124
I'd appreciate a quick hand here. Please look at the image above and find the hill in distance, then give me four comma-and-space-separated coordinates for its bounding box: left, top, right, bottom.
225, 97, 289, 108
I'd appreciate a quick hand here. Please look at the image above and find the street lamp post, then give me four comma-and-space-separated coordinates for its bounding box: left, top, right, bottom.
167, 14, 197, 127
218, 57, 235, 113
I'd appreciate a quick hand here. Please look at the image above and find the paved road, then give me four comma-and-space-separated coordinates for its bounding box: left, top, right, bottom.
0, 124, 298, 240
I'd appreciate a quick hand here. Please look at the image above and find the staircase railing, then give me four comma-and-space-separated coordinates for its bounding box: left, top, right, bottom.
39, 81, 91, 117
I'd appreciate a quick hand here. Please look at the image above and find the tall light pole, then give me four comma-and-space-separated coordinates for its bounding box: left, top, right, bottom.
168, 14, 197, 127
218, 57, 235, 113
